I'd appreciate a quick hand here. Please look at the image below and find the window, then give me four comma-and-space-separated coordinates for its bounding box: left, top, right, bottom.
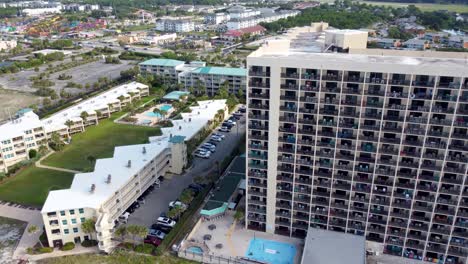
69, 209, 75, 215
80, 217, 85, 223
71, 219, 77, 224
64, 229, 69, 234
62, 220, 67, 225
60, 211, 65, 216
73, 228, 79, 233
78, 208, 84, 214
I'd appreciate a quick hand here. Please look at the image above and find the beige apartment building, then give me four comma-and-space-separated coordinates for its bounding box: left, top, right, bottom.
246, 38, 468, 264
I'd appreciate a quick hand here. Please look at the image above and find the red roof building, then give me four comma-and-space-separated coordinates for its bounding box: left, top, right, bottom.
222, 25, 266, 41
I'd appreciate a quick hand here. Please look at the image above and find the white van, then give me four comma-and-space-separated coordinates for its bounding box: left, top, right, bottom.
118, 212, 131, 224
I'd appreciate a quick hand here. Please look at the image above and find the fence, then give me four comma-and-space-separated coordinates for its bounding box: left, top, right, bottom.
177, 249, 267, 264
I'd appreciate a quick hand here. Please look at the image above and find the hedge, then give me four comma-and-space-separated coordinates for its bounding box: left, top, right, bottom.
82, 239, 98, 247
61, 242, 75, 251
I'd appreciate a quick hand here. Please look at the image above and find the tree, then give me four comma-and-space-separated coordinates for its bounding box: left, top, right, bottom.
49, 132, 64, 151
179, 189, 194, 205
38, 145, 48, 156
87, 155, 96, 165
28, 149, 37, 159
216, 85, 229, 99
115, 226, 127, 242
234, 209, 244, 222
81, 218, 96, 240
126, 225, 147, 248
65, 119, 74, 129
80, 111, 89, 122
167, 205, 184, 221
28, 225, 38, 234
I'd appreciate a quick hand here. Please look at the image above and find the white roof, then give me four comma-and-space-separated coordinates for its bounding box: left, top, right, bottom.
41, 99, 226, 213
42, 81, 148, 133
0, 111, 43, 142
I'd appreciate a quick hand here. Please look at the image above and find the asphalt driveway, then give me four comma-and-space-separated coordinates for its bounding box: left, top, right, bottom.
127, 113, 246, 228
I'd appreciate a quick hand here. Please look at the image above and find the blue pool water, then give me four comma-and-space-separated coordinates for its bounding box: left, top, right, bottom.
159, 104, 173, 112
245, 238, 296, 264
145, 105, 173, 117
187, 246, 203, 254
145, 112, 162, 117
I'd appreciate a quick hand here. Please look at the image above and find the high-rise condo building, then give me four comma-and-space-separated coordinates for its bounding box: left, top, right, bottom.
246, 31, 468, 263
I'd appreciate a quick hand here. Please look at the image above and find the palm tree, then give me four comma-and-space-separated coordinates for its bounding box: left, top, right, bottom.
179, 189, 194, 205
80, 111, 89, 122
95, 110, 102, 119
65, 119, 74, 129
167, 205, 184, 221
81, 218, 96, 241
115, 226, 127, 242
126, 225, 148, 249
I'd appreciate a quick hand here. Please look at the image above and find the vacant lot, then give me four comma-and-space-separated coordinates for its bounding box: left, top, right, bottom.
39, 252, 197, 264
360, 1, 468, 12
0, 59, 135, 96
42, 114, 162, 171
0, 166, 73, 206
0, 89, 41, 120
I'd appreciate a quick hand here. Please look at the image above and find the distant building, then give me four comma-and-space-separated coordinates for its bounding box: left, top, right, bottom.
22, 6, 62, 16
448, 36, 468, 49
205, 12, 230, 25
222, 25, 266, 41
368, 37, 401, 49
155, 19, 194, 33
226, 10, 299, 30
403, 39, 429, 50
0, 40, 17, 51
139, 59, 247, 96
139, 33, 177, 45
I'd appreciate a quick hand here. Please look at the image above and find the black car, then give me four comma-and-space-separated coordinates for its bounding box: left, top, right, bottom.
151, 223, 172, 232
239, 107, 246, 113
222, 122, 234, 128
188, 183, 204, 193
157, 175, 165, 182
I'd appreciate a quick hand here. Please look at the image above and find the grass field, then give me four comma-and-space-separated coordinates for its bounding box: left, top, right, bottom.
0, 166, 73, 206
359, 1, 468, 12
42, 113, 162, 171
38, 252, 198, 264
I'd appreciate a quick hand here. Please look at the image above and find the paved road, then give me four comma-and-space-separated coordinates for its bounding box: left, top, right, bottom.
127, 114, 246, 228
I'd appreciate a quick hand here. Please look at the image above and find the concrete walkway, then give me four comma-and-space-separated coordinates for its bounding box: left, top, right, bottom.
35, 151, 81, 174
0, 203, 43, 260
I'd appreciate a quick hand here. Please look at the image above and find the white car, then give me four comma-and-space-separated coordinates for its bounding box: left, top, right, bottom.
212, 133, 225, 139
201, 143, 215, 152
195, 151, 210, 158
156, 217, 176, 227
118, 212, 131, 224
219, 126, 230, 132
210, 136, 222, 142
197, 148, 211, 154
169, 201, 187, 210
227, 120, 236, 126
148, 229, 166, 240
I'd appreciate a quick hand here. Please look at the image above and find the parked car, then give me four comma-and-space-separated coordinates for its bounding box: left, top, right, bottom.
219, 126, 230, 132
151, 223, 173, 232
169, 201, 187, 210
148, 229, 166, 240
212, 133, 225, 139
195, 151, 210, 159
156, 216, 177, 227
210, 136, 222, 142
144, 235, 162, 246
157, 175, 165, 182
227, 119, 236, 126
137, 197, 146, 205
118, 212, 131, 224
201, 143, 216, 152
188, 183, 204, 193
239, 106, 246, 113
222, 122, 233, 128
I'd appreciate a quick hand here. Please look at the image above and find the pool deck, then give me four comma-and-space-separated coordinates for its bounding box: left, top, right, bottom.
132, 105, 173, 126
185, 211, 304, 264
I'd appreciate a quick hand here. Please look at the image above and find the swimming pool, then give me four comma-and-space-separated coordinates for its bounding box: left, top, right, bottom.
159, 104, 173, 112
187, 246, 203, 255
245, 238, 296, 264
145, 112, 162, 118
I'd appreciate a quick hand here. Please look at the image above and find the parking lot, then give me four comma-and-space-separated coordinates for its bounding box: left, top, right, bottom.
126, 112, 246, 229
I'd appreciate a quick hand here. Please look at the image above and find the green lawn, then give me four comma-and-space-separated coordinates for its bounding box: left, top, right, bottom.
0, 166, 73, 206
39, 252, 198, 264
359, 1, 468, 12
42, 114, 162, 171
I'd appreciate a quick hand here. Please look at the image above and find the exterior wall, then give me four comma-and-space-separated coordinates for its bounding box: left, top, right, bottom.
246, 54, 468, 263
181, 73, 246, 96
170, 142, 187, 174
42, 208, 96, 247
